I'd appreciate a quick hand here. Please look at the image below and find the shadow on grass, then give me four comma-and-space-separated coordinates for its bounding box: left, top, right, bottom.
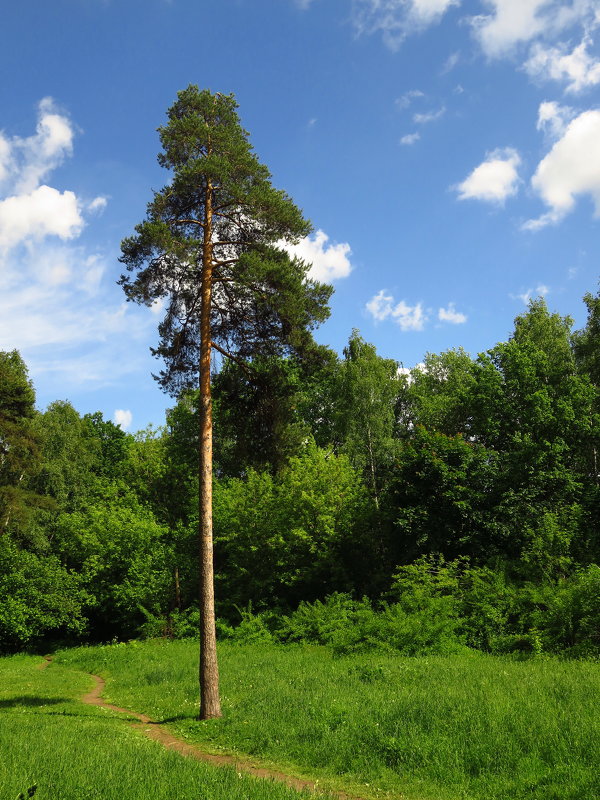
0, 696, 71, 709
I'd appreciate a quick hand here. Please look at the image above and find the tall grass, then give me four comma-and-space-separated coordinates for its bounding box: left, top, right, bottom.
57, 640, 600, 800
0, 653, 321, 800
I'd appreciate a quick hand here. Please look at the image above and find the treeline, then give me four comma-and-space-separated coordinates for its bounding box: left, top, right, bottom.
1, 289, 599, 656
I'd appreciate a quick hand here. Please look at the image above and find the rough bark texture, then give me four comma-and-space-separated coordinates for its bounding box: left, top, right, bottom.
198, 180, 221, 720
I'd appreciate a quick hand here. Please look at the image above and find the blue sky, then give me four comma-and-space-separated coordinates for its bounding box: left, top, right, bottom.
1, 0, 599, 431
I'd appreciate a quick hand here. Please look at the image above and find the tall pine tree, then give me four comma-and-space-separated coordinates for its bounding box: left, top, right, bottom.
119, 86, 332, 718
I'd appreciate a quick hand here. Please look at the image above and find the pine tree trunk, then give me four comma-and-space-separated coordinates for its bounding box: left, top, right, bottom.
198, 178, 222, 720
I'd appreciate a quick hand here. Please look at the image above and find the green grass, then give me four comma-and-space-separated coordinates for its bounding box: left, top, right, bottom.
56, 640, 600, 800
0, 653, 324, 800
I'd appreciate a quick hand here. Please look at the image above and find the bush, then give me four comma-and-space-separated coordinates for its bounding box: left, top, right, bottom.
278, 586, 465, 656
277, 593, 371, 645
0, 540, 88, 652
535, 565, 600, 656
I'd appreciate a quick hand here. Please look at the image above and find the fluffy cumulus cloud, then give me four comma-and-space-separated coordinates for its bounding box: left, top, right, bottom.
0, 99, 87, 253
455, 147, 522, 204
0, 186, 82, 251
471, 0, 597, 59
282, 229, 352, 282
0, 99, 153, 391
0, 98, 108, 254
525, 109, 600, 229
366, 289, 427, 331
113, 409, 133, 431
525, 37, 600, 93
351, 0, 460, 49
438, 303, 467, 323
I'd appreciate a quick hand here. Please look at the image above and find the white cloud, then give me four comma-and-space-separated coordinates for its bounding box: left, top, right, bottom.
438, 303, 467, 323
525, 36, 600, 93
0, 186, 83, 251
282, 229, 352, 282
5, 98, 74, 195
352, 0, 460, 50
400, 132, 421, 145
88, 196, 108, 213
410, 0, 460, 24
413, 106, 446, 124
0, 99, 156, 391
366, 289, 427, 330
536, 100, 576, 139
0, 135, 10, 183
0, 99, 83, 253
512, 284, 550, 303
395, 89, 425, 109
525, 109, 600, 228
455, 147, 522, 204
114, 409, 133, 431
442, 50, 461, 73
471, 0, 597, 59
472, 0, 555, 58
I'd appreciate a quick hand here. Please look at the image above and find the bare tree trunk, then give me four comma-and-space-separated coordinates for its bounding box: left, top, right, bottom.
198, 178, 221, 720
365, 421, 379, 510
174, 566, 181, 611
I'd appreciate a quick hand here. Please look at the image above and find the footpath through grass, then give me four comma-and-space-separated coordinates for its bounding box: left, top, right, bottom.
56, 640, 600, 800
0, 653, 324, 800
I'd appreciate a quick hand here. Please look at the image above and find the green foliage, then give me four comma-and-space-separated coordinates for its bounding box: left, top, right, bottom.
399, 347, 477, 436
3, 286, 600, 656
51, 483, 171, 638
332, 331, 400, 501
212, 355, 314, 476
533, 565, 600, 656
214, 442, 373, 611
277, 593, 371, 645
382, 427, 501, 565
31, 401, 99, 510
83, 411, 130, 480
0, 351, 44, 538
0, 539, 88, 651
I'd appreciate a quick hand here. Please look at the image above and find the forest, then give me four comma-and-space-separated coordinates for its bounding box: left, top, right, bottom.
2, 288, 600, 658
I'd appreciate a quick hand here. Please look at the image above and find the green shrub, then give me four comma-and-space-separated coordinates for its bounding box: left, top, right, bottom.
535, 565, 600, 656
277, 593, 371, 645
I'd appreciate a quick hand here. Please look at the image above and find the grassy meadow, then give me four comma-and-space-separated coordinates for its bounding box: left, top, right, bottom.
0, 653, 324, 800
55, 640, 600, 800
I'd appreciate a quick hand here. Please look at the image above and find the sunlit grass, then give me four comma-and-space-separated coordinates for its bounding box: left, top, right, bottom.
0, 653, 323, 800
57, 640, 600, 800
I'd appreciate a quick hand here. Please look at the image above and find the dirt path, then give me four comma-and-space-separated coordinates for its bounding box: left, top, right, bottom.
79, 671, 364, 800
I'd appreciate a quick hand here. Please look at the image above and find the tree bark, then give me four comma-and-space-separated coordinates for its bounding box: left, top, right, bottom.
174, 566, 181, 611
198, 177, 222, 720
